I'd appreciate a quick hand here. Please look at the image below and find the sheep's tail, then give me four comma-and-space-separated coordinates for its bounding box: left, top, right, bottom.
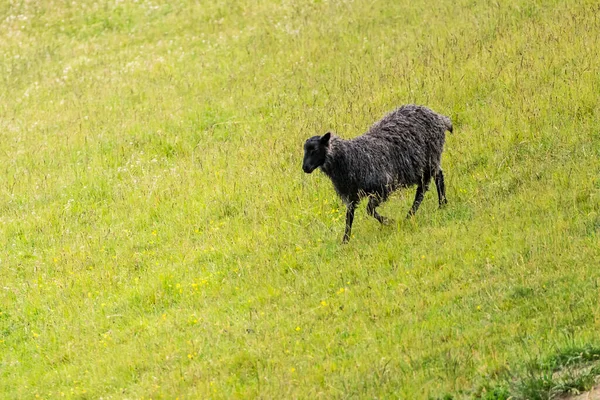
440, 114, 453, 134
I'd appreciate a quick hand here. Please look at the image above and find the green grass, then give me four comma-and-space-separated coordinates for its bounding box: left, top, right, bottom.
1, 0, 599, 398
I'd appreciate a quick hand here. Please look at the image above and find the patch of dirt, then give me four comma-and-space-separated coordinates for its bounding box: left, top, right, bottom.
559, 385, 600, 400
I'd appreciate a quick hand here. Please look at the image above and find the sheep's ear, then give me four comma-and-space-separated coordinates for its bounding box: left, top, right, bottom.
320, 132, 331, 146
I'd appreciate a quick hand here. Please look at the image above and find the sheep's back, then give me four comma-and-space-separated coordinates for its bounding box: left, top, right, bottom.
367, 105, 447, 149
365, 105, 446, 169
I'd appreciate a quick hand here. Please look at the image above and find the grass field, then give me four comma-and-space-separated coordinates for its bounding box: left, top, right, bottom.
1, 0, 599, 398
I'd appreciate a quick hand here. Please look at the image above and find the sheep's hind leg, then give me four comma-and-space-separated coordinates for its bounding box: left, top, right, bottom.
342, 201, 357, 243
434, 169, 448, 207
407, 173, 431, 218
367, 197, 392, 225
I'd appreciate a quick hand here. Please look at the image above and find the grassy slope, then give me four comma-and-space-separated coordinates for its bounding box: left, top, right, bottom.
1, 0, 599, 398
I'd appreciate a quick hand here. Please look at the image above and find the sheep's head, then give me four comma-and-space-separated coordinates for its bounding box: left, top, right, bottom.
302, 132, 331, 173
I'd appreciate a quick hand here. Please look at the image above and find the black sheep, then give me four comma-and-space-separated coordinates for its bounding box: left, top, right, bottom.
302, 105, 453, 243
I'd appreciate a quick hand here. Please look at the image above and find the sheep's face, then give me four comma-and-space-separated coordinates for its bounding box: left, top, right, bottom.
302, 132, 331, 173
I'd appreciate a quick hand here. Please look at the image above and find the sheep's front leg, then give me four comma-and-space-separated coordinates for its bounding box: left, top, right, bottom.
342, 202, 357, 243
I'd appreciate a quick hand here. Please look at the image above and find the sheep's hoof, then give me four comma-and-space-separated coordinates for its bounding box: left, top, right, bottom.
439, 199, 448, 208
